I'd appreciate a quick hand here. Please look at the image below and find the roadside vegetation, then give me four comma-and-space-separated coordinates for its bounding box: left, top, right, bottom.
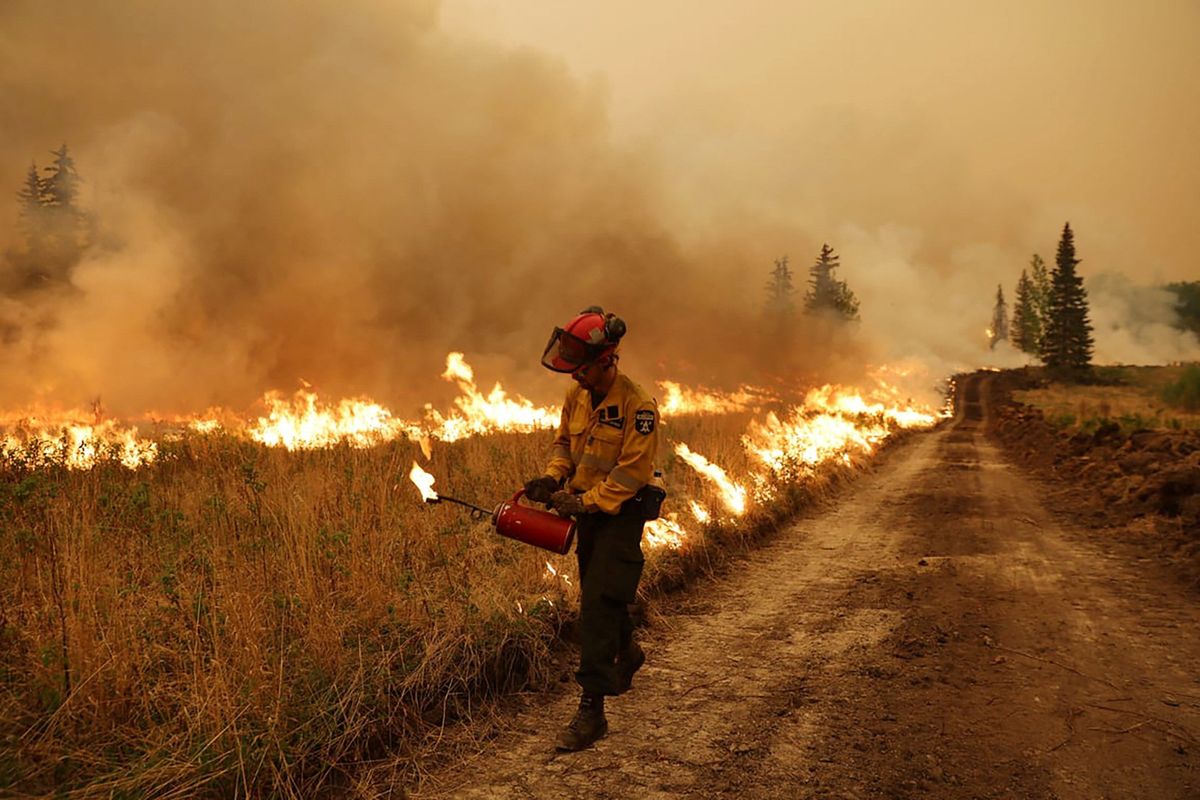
1013, 365, 1200, 433
0, 407, 908, 797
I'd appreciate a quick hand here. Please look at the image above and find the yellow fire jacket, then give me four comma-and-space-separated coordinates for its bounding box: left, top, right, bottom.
542, 371, 660, 515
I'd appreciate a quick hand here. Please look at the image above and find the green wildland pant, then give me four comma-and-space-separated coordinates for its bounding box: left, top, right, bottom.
574, 509, 646, 696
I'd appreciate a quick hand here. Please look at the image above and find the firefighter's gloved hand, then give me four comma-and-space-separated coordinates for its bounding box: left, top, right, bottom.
550, 490, 587, 518
523, 476, 559, 504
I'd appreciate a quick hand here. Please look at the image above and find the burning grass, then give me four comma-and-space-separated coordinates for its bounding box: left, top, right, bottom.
0, 374, 939, 797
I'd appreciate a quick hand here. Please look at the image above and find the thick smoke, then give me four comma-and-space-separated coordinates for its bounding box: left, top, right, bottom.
443, 1, 1200, 381
0, 1, 1195, 417
1088, 274, 1200, 365
1, 0, 818, 414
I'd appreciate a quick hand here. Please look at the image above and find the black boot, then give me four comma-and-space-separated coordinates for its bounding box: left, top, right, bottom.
616, 642, 645, 694
555, 693, 608, 751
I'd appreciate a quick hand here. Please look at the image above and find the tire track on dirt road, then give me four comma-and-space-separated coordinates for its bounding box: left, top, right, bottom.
404, 373, 1199, 799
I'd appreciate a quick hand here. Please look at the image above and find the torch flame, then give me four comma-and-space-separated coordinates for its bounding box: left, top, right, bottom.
409, 461, 438, 502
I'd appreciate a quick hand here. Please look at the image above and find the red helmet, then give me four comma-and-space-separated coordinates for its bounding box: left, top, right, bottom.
541, 306, 627, 373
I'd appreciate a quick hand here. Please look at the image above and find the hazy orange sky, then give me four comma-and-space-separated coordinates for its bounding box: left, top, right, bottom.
0, 1, 1196, 411
444, 0, 1200, 281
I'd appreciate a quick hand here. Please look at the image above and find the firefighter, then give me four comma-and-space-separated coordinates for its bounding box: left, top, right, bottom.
524, 306, 661, 751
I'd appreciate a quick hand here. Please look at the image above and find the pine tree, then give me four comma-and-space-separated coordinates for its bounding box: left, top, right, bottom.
1010, 270, 1041, 354
1040, 223, 1094, 372
1029, 253, 1051, 338
4, 145, 90, 293
989, 284, 1009, 349
804, 243, 860, 321
17, 162, 44, 215
43, 144, 81, 212
16, 162, 48, 251
764, 255, 795, 323
38, 144, 86, 285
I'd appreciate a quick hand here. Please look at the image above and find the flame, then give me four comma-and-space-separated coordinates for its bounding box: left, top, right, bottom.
656, 381, 767, 415
543, 560, 572, 586
743, 385, 936, 475
0, 410, 158, 470
802, 384, 939, 429
690, 500, 711, 523
189, 419, 222, 434
0, 355, 942, 478
644, 512, 687, 549
425, 353, 561, 442
249, 389, 418, 450
409, 461, 438, 502
673, 443, 748, 516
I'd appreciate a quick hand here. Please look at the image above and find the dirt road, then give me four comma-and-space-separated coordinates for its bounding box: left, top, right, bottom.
409, 375, 1200, 799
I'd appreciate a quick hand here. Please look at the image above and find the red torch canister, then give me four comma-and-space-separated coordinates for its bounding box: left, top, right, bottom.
492, 490, 576, 555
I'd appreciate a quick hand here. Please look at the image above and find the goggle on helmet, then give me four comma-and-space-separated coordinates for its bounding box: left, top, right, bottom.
541, 307, 627, 373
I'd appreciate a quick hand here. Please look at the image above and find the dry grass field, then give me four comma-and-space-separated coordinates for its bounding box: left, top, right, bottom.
1013, 364, 1200, 433
1, 398, 916, 798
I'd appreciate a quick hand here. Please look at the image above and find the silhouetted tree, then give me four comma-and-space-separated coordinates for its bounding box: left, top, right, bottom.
1029, 253, 1051, 337
764, 255, 795, 325
16, 162, 48, 254
4, 144, 89, 293
43, 144, 81, 211
41, 144, 87, 268
1166, 281, 1200, 338
989, 284, 1009, 349
1011, 270, 1041, 354
804, 243, 859, 321
1041, 223, 1094, 372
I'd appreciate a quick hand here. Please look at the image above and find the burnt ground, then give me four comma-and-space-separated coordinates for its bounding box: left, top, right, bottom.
396, 373, 1200, 799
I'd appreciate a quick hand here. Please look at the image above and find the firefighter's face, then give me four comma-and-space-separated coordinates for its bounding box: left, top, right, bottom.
572, 360, 609, 390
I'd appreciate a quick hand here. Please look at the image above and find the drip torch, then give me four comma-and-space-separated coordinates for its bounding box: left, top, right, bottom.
410, 462, 575, 554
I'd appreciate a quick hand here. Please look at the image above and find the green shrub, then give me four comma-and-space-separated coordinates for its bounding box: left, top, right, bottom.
1161, 365, 1200, 412
1049, 412, 1077, 429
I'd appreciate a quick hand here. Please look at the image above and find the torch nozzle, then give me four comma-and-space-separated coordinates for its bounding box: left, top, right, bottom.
425, 493, 493, 520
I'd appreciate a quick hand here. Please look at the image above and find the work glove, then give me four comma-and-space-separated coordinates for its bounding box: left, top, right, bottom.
523, 475, 560, 504
550, 490, 587, 518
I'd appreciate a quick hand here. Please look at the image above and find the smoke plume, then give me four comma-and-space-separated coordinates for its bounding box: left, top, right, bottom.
0, 1, 1195, 416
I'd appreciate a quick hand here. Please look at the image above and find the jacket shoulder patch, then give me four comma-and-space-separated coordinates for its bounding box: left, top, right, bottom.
634, 408, 656, 435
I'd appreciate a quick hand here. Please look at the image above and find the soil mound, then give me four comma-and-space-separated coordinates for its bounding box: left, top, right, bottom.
986, 372, 1200, 577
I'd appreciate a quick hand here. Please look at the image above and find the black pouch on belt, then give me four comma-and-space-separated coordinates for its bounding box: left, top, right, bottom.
631, 471, 667, 521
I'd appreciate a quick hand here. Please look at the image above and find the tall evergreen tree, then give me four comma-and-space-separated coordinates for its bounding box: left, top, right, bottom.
4, 145, 90, 294
989, 284, 1009, 349
1029, 253, 1051, 335
16, 162, 48, 252
39, 144, 87, 285
1040, 222, 1094, 372
804, 243, 860, 321
1010, 269, 1041, 354
17, 162, 45, 215
764, 255, 795, 324
43, 144, 81, 212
